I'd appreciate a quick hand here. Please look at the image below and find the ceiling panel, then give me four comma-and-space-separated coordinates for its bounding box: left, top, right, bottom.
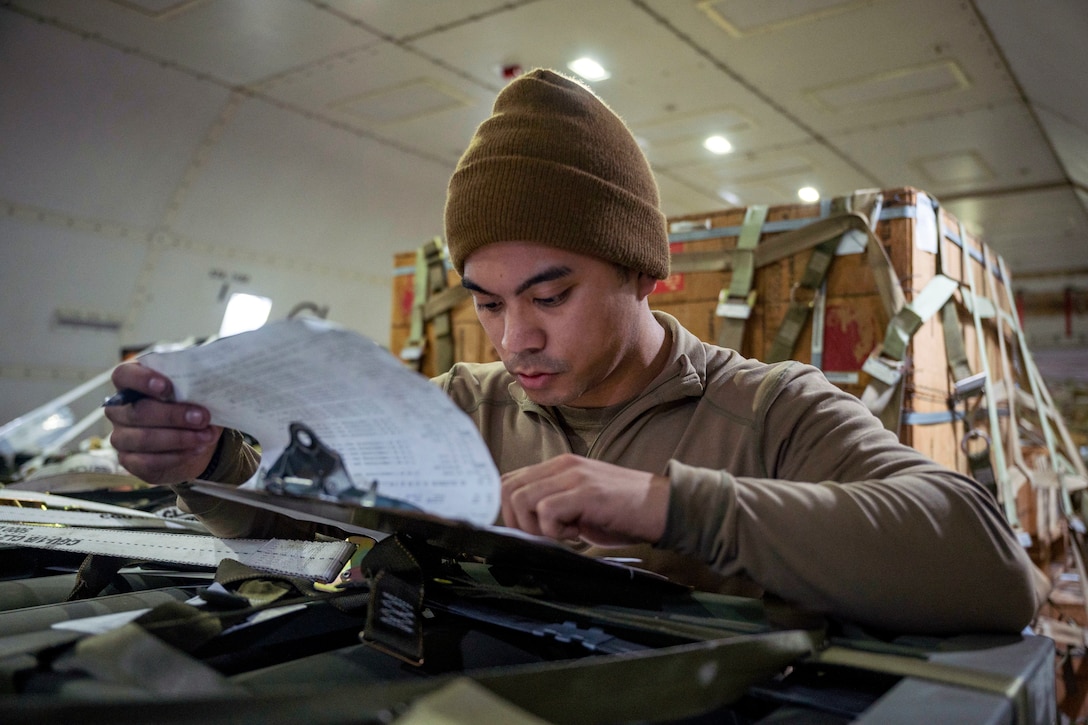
666, 139, 871, 209
322, 0, 528, 41
642, 0, 1023, 134
827, 101, 1066, 195
0, 11, 230, 229
975, 0, 1088, 130
697, 0, 871, 37
1036, 108, 1088, 190
944, 187, 1088, 276
1, 0, 1084, 298
10, 0, 376, 84
256, 39, 498, 164
167, 97, 453, 269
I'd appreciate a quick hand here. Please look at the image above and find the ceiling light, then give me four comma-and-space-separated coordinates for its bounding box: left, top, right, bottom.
703, 135, 733, 154
219, 292, 272, 338
717, 189, 742, 206
567, 58, 610, 82
798, 186, 820, 203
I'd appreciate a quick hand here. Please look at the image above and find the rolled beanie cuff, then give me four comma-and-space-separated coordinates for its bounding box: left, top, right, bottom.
447, 156, 670, 279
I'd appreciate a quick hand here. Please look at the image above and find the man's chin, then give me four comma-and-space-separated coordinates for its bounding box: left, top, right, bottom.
519, 382, 577, 408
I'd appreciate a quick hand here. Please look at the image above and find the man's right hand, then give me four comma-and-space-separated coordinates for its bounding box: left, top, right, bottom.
105, 362, 222, 485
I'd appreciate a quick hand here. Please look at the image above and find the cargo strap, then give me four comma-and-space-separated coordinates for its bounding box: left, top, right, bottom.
467, 629, 819, 725
985, 244, 1034, 521
766, 237, 838, 363
401, 237, 458, 372
859, 272, 957, 432
931, 213, 977, 391
766, 192, 882, 363
854, 193, 962, 432
962, 430, 998, 499
29, 559, 364, 699
942, 301, 976, 393
0, 523, 355, 583
0, 501, 206, 532
996, 252, 1088, 511
814, 644, 1033, 724
673, 202, 905, 414
991, 249, 1088, 589
960, 223, 1017, 527
400, 245, 430, 366
715, 205, 767, 350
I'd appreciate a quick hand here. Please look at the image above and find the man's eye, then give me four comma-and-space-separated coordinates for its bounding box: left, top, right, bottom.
535, 291, 569, 307
475, 300, 501, 313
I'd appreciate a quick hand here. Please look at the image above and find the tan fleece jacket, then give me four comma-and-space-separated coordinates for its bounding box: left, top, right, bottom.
174, 312, 1037, 634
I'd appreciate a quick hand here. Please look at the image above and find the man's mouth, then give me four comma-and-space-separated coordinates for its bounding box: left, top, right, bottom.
514, 370, 556, 390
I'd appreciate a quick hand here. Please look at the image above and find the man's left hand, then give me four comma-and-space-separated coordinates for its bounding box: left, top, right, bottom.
500, 454, 670, 547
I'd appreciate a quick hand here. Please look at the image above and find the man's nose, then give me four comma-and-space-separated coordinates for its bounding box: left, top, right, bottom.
501, 306, 545, 353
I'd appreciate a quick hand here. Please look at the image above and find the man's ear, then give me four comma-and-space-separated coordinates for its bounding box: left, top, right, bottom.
636, 273, 658, 300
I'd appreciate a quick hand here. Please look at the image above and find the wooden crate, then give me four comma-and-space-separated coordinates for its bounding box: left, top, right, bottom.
390, 250, 498, 379
390, 187, 1086, 550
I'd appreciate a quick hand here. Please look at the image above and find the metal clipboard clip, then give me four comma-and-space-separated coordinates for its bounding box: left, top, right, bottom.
260, 422, 421, 512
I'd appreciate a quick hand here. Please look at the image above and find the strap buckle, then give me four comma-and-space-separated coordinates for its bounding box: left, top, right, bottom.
861, 354, 903, 387
716, 289, 757, 320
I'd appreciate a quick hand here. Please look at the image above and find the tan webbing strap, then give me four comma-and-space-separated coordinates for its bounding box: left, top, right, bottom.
716, 205, 767, 350
852, 271, 957, 428
860, 273, 959, 431
763, 192, 884, 365
767, 235, 839, 363
996, 255, 1088, 520
885, 275, 961, 361
474, 629, 819, 725
400, 246, 429, 367
51, 621, 245, 697
852, 195, 928, 433
399, 679, 550, 724
673, 210, 899, 285
941, 301, 974, 387
961, 224, 1017, 526
422, 238, 456, 374
815, 645, 1031, 724
423, 284, 470, 322
400, 237, 452, 372
983, 246, 1035, 520
933, 222, 974, 387
669, 249, 734, 274
668, 212, 869, 275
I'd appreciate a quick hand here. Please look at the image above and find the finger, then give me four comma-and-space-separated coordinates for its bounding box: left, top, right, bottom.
111, 362, 173, 401
508, 475, 582, 536
115, 450, 209, 486
110, 422, 219, 456
103, 397, 210, 430
500, 467, 533, 528
111, 424, 222, 485
504, 483, 543, 535
533, 487, 593, 541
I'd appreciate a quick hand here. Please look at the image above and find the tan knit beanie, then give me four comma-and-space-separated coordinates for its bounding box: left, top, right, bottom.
444, 69, 670, 279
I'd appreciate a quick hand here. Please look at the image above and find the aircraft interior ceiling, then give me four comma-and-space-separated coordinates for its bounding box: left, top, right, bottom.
1, 0, 1086, 427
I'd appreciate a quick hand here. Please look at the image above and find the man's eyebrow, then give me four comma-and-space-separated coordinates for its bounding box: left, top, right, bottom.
461, 265, 573, 297
461, 277, 490, 295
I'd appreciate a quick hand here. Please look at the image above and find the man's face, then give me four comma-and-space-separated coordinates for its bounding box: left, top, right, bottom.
461, 241, 653, 408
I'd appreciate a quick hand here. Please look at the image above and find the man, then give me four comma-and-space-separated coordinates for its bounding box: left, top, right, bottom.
107, 69, 1037, 635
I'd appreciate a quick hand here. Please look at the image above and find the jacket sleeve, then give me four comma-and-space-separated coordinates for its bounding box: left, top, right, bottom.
658, 364, 1040, 635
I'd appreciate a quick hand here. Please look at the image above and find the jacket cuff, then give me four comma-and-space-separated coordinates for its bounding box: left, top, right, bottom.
197, 428, 260, 485
657, 459, 736, 569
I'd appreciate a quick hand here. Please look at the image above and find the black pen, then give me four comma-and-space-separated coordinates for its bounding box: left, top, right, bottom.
102, 389, 151, 407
